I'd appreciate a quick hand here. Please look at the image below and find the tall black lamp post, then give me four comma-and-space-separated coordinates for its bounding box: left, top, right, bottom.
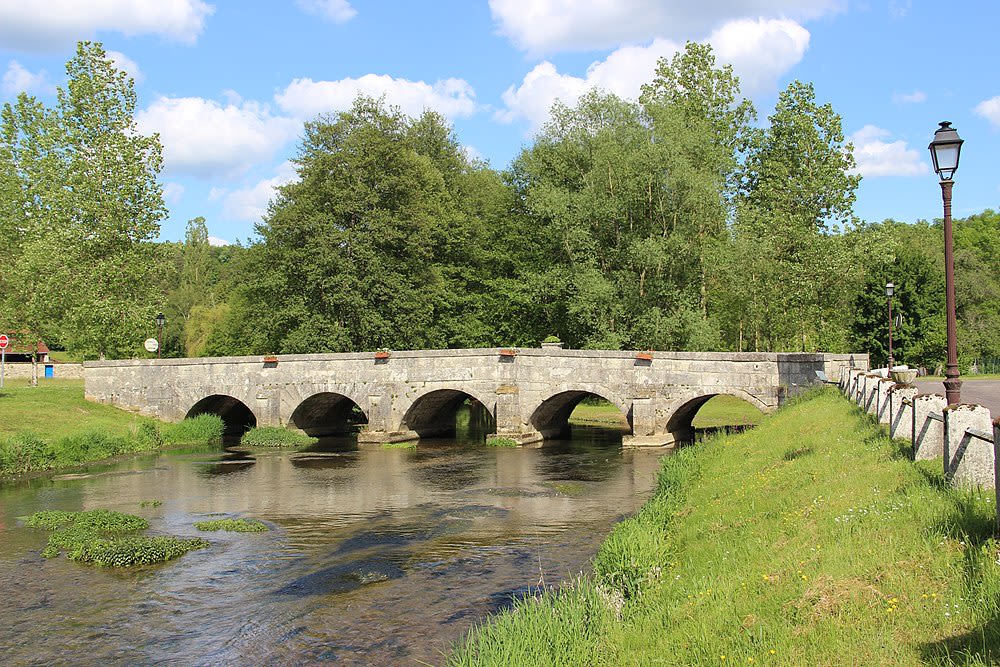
155, 312, 166, 360
928, 121, 964, 405
885, 281, 895, 374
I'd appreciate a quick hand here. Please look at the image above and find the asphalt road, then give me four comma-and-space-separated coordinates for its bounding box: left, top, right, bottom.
916, 378, 1000, 416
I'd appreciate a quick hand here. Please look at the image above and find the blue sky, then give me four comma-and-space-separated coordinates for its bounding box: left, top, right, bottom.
1, 1, 997, 245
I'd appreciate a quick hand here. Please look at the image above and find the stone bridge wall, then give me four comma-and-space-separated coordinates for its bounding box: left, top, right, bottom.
85, 348, 865, 447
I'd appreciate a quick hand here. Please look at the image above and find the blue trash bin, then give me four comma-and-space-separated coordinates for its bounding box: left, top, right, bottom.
44, 364, 54, 378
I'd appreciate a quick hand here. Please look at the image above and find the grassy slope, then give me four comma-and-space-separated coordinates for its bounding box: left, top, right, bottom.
452, 389, 1000, 665
0, 379, 152, 440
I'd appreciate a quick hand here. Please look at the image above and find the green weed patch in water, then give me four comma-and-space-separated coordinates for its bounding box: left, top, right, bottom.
380, 441, 417, 449
240, 426, 317, 448
162, 414, 224, 446
486, 437, 519, 448
194, 518, 268, 532
25, 509, 207, 567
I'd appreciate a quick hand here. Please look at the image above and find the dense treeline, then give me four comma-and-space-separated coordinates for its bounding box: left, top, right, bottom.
1, 42, 998, 372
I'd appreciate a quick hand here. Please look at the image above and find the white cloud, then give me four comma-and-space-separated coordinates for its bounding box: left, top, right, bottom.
218, 161, 298, 222
162, 182, 185, 204
2, 60, 51, 95
136, 96, 299, 179
974, 95, 1000, 126
106, 50, 143, 83
892, 90, 926, 104
207, 236, 230, 247
709, 19, 809, 95
849, 125, 925, 177
296, 0, 356, 23
276, 74, 477, 120
0, 0, 214, 51
488, 0, 838, 54
498, 18, 809, 130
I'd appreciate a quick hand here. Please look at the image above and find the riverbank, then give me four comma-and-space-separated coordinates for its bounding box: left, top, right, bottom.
0, 379, 220, 477
450, 388, 1000, 665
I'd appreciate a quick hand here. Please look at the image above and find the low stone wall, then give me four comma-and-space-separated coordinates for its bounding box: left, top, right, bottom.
842, 367, 999, 491
1, 362, 84, 380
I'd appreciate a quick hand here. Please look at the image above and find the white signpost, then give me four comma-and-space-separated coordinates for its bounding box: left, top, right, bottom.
144, 338, 159, 354
0, 334, 8, 389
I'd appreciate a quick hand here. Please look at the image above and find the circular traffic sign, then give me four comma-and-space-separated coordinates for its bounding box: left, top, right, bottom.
0, 334, 9, 350
144, 338, 159, 353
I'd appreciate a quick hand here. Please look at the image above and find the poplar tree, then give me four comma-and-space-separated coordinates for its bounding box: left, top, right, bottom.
0, 41, 165, 360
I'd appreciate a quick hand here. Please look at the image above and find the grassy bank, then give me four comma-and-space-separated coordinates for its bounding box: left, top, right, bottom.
0, 379, 222, 477
451, 388, 1000, 665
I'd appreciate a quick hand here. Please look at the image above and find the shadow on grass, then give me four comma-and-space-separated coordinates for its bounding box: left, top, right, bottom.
921, 612, 1000, 664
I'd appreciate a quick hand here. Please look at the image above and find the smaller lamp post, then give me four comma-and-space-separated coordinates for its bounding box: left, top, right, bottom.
155, 312, 166, 360
928, 121, 964, 405
885, 282, 895, 374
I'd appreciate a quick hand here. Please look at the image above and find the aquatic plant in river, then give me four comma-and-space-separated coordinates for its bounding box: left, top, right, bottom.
24, 509, 207, 567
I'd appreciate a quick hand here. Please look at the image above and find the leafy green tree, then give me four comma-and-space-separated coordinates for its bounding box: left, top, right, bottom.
724, 81, 860, 351
211, 97, 500, 354
0, 41, 165, 360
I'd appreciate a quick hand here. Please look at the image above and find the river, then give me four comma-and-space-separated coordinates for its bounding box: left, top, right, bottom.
0, 417, 665, 666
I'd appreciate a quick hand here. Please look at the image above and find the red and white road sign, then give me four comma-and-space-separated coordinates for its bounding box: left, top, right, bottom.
0, 334, 9, 350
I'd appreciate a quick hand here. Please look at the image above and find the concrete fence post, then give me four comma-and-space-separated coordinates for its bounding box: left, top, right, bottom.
944, 404, 995, 488
912, 394, 947, 462
865, 374, 881, 415
876, 379, 895, 424
994, 417, 1000, 534
888, 384, 918, 441
854, 371, 868, 405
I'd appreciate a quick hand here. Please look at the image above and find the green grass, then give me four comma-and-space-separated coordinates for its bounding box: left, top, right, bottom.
162, 414, 224, 446
194, 518, 268, 532
450, 388, 1000, 665
0, 379, 222, 477
240, 426, 318, 448
0, 379, 153, 441
486, 436, 520, 448
24, 509, 208, 567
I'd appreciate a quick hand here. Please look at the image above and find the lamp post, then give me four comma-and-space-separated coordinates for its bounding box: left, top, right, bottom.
885, 281, 895, 374
155, 312, 165, 360
928, 121, 964, 405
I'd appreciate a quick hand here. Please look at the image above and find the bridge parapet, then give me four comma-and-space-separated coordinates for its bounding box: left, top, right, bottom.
84, 349, 867, 447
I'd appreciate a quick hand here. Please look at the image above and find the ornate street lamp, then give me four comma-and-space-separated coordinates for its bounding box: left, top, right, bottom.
885, 282, 895, 374
928, 121, 964, 404
155, 312, 166, 360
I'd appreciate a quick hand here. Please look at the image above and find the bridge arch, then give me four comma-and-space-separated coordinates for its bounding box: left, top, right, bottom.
289, 392, 368, 436
664, 390, 766, 443
186, 394, 257, 435
530, 388, 631, 440
401, 388, 497, 440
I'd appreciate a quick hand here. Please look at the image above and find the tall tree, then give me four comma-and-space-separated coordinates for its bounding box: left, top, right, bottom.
211, 97, 497, 354
723, 81, 861, 351
0, 41, 165, 360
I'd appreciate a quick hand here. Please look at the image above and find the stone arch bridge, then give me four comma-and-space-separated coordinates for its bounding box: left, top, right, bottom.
84, 348, 863, 446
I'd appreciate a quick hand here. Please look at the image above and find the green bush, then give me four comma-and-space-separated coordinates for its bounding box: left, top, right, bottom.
194, 518, 268, 532
162, 414, 224, 446
25, 509, 207, 567
240, 426, 317, 448
0, 432, 55, 475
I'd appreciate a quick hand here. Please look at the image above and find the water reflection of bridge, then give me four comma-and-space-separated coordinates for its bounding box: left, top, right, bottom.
85, 348, 863, 447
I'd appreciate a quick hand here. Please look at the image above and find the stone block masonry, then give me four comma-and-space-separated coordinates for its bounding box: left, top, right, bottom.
85, 349, 864, 447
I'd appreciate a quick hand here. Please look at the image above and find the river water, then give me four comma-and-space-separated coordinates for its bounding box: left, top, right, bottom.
0, 421, 665, 666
